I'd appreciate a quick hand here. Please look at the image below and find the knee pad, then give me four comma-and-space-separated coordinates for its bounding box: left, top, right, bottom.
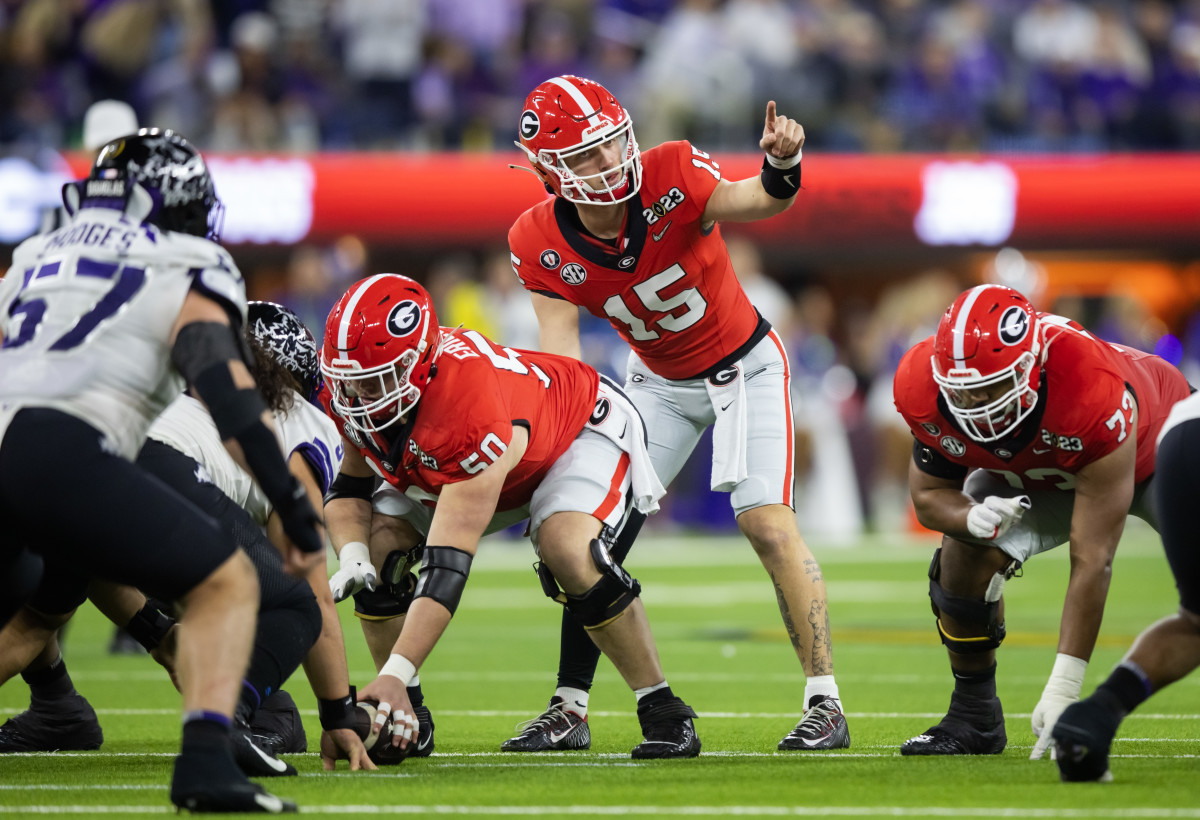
353, 547, 423, 620
927, 547, 1020, 654
536, 538, 642, 630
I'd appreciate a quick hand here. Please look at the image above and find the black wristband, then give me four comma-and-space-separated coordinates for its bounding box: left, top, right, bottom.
125, 600, 176, 652
760, 155, 801, 199
318, 686, 358, 731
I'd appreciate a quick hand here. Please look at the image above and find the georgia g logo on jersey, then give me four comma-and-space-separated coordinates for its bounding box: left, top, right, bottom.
520, 110, 540, 140
998, 306, 1030, 346
387, 300, 422, 338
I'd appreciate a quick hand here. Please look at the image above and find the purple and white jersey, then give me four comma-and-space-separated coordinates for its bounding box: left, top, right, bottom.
0, 207, 246, 459
149, 391, 342, 526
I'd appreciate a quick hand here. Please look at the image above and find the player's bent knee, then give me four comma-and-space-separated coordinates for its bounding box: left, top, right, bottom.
927, 547, 1018, 654
537, 538, 642, 630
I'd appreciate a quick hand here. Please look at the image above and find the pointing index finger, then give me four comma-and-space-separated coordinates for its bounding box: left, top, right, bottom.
765, 100, 777, 130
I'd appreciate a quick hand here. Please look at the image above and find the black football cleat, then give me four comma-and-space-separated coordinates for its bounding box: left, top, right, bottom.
0, 692, 103, 753
233, 719, 296, 777
249, 690, 306, 755
1053, 695, 1121, 782
409, 704, 435, 758
901, 691, 1006, 756
501, 696, 591, 752
172, 747, 296, 813
778, 694, 850, 750
631, 694, 701, 759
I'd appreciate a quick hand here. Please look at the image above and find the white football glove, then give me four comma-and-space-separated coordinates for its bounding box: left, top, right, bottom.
966, 495, 1031, 541
329, 541, 377, 603
1030, 653, 1088, 760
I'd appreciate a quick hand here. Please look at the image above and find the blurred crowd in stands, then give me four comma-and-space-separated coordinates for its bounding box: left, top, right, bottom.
4, 0, 1200, 155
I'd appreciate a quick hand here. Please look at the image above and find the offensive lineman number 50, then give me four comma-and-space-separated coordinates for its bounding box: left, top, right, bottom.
602, 263, 707, 341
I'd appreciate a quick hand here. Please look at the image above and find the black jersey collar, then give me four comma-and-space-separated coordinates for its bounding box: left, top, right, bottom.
553, 189, 647, 271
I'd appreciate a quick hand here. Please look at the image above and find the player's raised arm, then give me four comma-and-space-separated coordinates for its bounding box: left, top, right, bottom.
702, 100, 805, 225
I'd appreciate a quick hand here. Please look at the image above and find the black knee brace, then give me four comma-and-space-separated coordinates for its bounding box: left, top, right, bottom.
352, 547, 422, 621
927, 547, 1020, 654
537, 538, 642, 630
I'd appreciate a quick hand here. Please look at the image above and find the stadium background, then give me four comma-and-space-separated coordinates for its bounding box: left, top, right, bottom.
3, 0, 1200, 540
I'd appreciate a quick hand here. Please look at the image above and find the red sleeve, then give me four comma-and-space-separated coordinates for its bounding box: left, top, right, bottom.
1044, 337, 1133, 471
508, 204, 566, 301
661, 140, 723, 217
892, 338, 937, 436
414, 363, 515, 488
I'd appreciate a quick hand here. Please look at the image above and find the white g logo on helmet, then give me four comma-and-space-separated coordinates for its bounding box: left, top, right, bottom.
997, 306, 1029, 345
520, 110, 540, 140
386, 300, 422, 337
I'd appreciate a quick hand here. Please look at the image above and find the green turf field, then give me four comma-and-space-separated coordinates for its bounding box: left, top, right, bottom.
2, 524, 1197, 818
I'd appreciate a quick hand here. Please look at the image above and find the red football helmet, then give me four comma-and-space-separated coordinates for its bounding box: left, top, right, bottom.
320, 274, 442, 434
931, 285, 1043, 443
516, 75, 642, 205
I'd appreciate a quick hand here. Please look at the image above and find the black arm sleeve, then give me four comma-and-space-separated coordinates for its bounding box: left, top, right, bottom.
325, 472, 377, 504
172, 322, 300, 522
912, 437, 969, 482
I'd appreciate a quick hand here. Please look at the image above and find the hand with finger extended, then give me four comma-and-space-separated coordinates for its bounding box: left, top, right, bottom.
759, 100, 805, 161
966, 495, 1031, 540
329, 541, 377, 602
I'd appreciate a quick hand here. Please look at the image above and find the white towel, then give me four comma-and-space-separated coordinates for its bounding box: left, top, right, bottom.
705, 367, 749, 492
589, 381, 666, 515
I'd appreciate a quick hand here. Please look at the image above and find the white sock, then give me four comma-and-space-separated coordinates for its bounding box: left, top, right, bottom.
634, 681, 669, 702
804, 675, 840, 708
555, 687, 590, 715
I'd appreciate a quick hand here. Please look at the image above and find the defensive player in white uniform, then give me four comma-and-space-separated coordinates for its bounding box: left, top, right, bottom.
0, 130, 321, 814
0, 302, 379, 773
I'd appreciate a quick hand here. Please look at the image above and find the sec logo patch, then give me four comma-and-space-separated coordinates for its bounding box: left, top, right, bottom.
561, 263, 587, 285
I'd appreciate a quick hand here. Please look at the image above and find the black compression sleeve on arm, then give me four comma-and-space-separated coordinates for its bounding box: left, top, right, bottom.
912, 438, 970, 481
173, 321, 304, 528
325, 473, 377, 504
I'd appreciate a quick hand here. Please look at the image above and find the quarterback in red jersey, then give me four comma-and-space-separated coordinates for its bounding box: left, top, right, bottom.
319, 273, 701, 759
892, 284, 1191, 759
505, 74, 847, 753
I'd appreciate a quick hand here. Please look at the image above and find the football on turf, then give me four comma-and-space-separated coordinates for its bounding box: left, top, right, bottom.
319, 702, 396, 762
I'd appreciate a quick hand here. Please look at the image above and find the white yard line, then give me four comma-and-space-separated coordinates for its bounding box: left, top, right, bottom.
3, 806, 1200, 818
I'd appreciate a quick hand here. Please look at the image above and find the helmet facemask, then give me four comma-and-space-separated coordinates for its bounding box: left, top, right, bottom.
523, 118, 642, 206
933, 350, 1040, 443
323, 344, 431, 435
